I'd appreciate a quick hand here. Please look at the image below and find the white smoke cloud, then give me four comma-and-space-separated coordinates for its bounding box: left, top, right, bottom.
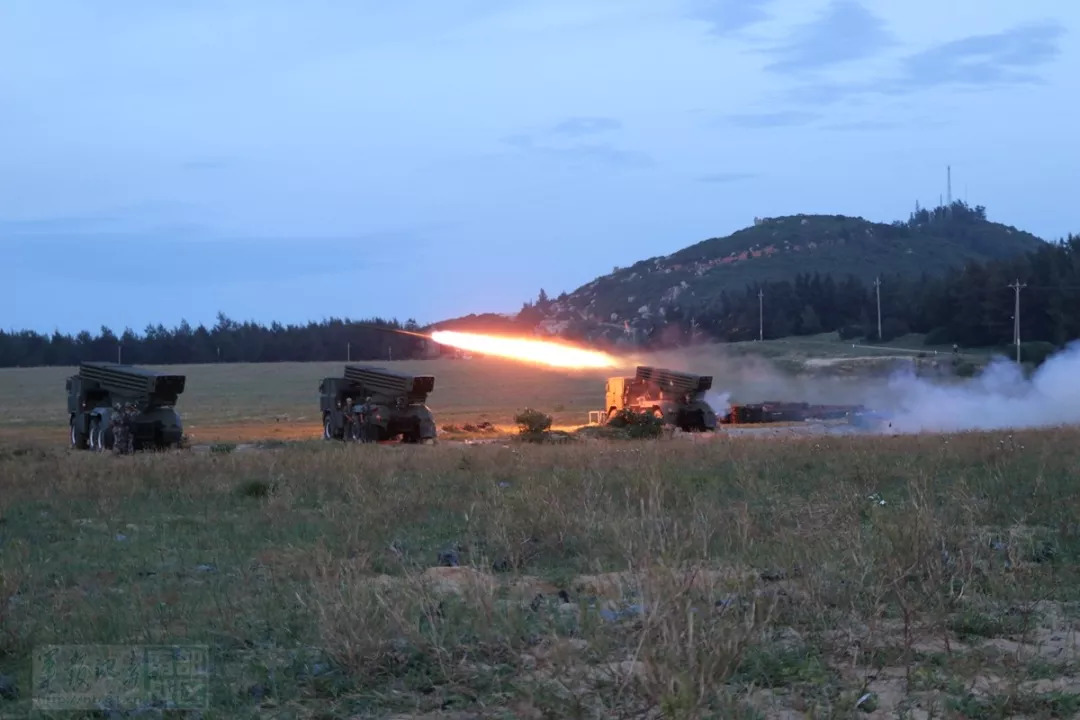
706, 390, 732, 418
872, 341, 1080, 434
633, 340, 1080, 436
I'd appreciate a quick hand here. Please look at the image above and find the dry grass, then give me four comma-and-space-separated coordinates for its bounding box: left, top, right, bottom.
3, 425, 1080, 717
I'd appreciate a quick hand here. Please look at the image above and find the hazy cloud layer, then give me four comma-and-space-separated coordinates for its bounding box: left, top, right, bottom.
502, 129, 654, 168
897, 22, 1065, 90
786, 21, 1068, 105
764, 1, 895, 73
688, 0, 775, 36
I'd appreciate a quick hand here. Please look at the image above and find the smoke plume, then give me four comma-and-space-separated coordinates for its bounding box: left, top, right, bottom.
871, 342, 1080, 434
632, 340, 1080, 435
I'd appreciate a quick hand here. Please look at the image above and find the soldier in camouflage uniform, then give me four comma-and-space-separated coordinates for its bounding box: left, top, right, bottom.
357, 396, 377, 443
342, 396, 357, 440
111, 401, 135, 455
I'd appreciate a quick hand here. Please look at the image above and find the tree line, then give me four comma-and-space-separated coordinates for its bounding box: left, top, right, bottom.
0, 314, 431, 367
652, 232, 1080, 361
4, 231, 1080, 369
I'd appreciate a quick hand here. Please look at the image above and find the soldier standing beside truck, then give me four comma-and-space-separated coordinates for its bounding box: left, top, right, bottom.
110, 402, 137, 455
342, 396, 356, 439
319, 365, 438, 444
66, 361, 186, 452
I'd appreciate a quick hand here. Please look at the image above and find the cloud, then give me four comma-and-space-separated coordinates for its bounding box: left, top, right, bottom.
502, 130, 654, 168
688, 0, 774, 36
721, 111, 821, 128
549, 116, 622, 136
696, 172, 757, 183
892, 21, 1065, 90
787, 21, 1066, 105
764, 1, 895, 74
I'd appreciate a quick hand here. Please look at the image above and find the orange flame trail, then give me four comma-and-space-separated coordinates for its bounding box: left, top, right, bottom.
429, 330, 619, 369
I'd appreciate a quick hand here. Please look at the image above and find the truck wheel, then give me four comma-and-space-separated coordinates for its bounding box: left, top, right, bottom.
70, 418, 88, 450
323, 414, 332, 440
89, 420, 102, 452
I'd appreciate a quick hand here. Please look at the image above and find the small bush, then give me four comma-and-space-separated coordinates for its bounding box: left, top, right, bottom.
923, 326, 952, 346
952, 358, 978, 378
837, 324, 864, 341
605, 408, 666, 438
1020, 341, 1058, 367
514, 408, 552, 435
237, 479, 276, 498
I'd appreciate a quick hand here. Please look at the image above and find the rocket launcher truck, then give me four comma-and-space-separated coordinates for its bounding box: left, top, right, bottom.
66, 361, 186, 451
319, 364, 438, 443
602, 365, 719, 432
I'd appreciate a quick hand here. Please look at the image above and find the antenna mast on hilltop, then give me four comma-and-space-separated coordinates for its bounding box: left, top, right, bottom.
946, 165, 953, 217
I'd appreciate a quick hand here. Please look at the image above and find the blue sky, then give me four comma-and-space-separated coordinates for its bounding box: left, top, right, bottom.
3, 0, 1077, 335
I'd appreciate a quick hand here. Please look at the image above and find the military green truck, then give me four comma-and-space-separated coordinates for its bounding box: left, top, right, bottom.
601, 365, 718, 432
319, 364, 438, 444
66, 361, 187, 451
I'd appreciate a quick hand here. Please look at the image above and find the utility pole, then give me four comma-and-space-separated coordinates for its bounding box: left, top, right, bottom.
758, 288, 764, 341
117, 343, 122, 364
874, 276, 882, 340
1009, 279, 1026, 363
347, 342, 351, 362
946, 165, 952, 216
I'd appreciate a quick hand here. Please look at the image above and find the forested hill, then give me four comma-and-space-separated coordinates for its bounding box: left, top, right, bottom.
539, 201, 1044, 329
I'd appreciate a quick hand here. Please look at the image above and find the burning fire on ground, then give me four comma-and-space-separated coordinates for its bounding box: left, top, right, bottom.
429, 330, 620, 369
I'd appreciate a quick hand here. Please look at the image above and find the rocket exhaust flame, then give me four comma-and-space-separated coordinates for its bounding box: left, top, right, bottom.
429, 330, 620, 369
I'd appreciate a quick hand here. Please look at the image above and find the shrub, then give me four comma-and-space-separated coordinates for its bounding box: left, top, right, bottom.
605, 408, 666, 438
1020, 341, 1058, 367
837, 324, 863, 341
923, 327, 952, 347
514, 408, 553, 443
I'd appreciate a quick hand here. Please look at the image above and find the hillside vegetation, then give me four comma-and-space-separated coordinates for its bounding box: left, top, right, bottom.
528, 202, 1044, 334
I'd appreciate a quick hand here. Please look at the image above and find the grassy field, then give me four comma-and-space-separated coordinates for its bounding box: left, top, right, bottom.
3, 428, 1080, 718
3, 344, 1068, 718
